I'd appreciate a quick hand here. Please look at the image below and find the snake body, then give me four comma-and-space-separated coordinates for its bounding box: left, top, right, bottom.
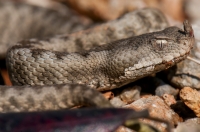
7, 22, 194, 92
0, 84, 112, 112
0, 2, 195, 112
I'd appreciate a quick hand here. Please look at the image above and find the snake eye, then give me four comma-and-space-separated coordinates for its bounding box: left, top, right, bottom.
151, 39, 168, 50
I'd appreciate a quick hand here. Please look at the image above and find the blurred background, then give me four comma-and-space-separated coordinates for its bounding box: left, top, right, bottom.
11, 0, 200, 25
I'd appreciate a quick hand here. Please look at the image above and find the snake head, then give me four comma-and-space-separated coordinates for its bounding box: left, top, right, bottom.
151, 20, 194, 51
150, 20, 194, 63
155, 21, 195, 71
120, 20, 195, 84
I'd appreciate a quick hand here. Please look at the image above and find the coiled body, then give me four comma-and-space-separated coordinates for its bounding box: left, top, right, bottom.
7, 21, 194, 91
0, 1, 195, 112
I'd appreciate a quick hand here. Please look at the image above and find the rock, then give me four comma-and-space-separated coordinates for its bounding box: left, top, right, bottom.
155, 83, 179, 96
166, 24, 200, 89
169, 59, 200, 89
174, 118, 200, 132
162, 94, 176, 106
110, 97, 126, 107
185, 117, 200, 124
119, 86, 141, 104
180, 87, 200, 117
124, 96, 182, 132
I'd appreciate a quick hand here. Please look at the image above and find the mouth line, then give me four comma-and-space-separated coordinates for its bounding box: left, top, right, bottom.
147, 51, 188, 69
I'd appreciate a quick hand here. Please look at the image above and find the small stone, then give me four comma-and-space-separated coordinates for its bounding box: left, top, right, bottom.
162, 94, 176, 106
124, 96, 182, 132
169, 59, 200, 89
180, 87, 200, 117
119, 86, 141, 103
110, 97, 126, 107
174, 118, 200, 132
167, 25, 200, 89
185, 118, 200, 124
155, 84, 179, 96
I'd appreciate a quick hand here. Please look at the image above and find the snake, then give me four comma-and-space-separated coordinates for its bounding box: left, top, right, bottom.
0, 1, 195, 112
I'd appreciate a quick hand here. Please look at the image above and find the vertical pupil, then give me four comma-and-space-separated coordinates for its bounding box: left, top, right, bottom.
160, 41, 163, 49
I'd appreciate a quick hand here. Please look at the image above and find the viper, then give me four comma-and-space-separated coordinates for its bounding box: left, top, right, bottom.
0, 1, 195, 112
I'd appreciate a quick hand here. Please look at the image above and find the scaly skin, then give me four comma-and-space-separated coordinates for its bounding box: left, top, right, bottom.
0, 84, 112, 112
7, 21, 194, 91
0, 3, 171, 112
